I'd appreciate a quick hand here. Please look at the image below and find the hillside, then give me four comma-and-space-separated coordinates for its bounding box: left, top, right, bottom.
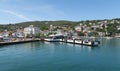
0, 18, 120, 32
0, 21, 79, 31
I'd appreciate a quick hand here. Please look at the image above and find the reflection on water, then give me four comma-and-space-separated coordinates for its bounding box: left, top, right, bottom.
101, 38, 120, 47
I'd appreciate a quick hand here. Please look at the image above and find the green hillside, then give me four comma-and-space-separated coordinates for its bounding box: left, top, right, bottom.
0, 18, 120, 32
0, 21, 78, 31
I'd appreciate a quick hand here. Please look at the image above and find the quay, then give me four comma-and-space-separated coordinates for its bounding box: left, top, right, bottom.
0, 38, 40, 45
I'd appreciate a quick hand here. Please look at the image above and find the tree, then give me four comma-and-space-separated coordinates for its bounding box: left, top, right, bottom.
91, 31, 99, 37
96, 28, 105, 32
78, 32, 85, 36
106, 24, 117, 36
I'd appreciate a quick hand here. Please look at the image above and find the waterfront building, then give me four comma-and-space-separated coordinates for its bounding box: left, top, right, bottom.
0, 36, 4, 42
117, 26, 120, 31
12, 32, 24, 38
24, 25, 40, 37
2, 30, 10, 38
11, 28, 25, 38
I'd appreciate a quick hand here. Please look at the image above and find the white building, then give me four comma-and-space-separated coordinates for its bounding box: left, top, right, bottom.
117, 26, 120, 30
91, 25, 99, 31
12, 32, 24, 38
2, 30, 9, 37
24, 25, 40, 37
75, 26, 82, 32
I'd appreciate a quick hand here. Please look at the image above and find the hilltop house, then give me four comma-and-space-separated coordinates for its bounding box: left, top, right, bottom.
91, 25, 99, 31
75, 26, 82, 32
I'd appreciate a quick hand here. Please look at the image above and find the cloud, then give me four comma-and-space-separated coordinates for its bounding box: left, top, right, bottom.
2, 10, 30, 21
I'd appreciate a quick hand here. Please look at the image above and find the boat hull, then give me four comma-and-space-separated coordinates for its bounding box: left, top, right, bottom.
44, 39, 61, 42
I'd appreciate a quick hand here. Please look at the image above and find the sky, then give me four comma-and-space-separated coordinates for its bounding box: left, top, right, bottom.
0, 0, 120, 24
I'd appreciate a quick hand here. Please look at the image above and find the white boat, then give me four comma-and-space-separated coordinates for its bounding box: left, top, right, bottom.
74, 39, 83, 44
44, 38, 61, 42
67, 39, 74, 43
44, 34, 64, 42
82, 39, 100, 46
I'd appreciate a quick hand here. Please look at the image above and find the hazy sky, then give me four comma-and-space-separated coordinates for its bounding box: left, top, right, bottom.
0, 0, 120, 24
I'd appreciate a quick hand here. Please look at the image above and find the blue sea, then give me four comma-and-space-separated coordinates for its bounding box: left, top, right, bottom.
0, 38, 120, 71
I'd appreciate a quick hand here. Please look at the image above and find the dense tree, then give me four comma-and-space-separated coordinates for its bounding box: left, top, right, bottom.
78, 32, 85, 36
106, 23, 117, 36
0, 21, 78, 31
91, 31, 99, 37
0, 18, 120, 37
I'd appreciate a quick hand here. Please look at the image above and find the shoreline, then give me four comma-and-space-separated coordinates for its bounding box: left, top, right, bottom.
0, 36, 119, 46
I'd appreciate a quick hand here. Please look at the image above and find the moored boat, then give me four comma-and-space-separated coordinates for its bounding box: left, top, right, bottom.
74, 39, 83, 44
44, 34, 64, 42
66, 39, 74, 43
82, 39, 100, 46
44, 38, 61, 42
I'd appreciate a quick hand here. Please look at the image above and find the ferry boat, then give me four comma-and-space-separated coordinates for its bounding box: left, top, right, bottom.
44, 34, 64, 42
82, 39, 100, 46
66, 39, 74, 43
65, 39, 83, 44
64, 37, 100, 46
74, 39, 83, 44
